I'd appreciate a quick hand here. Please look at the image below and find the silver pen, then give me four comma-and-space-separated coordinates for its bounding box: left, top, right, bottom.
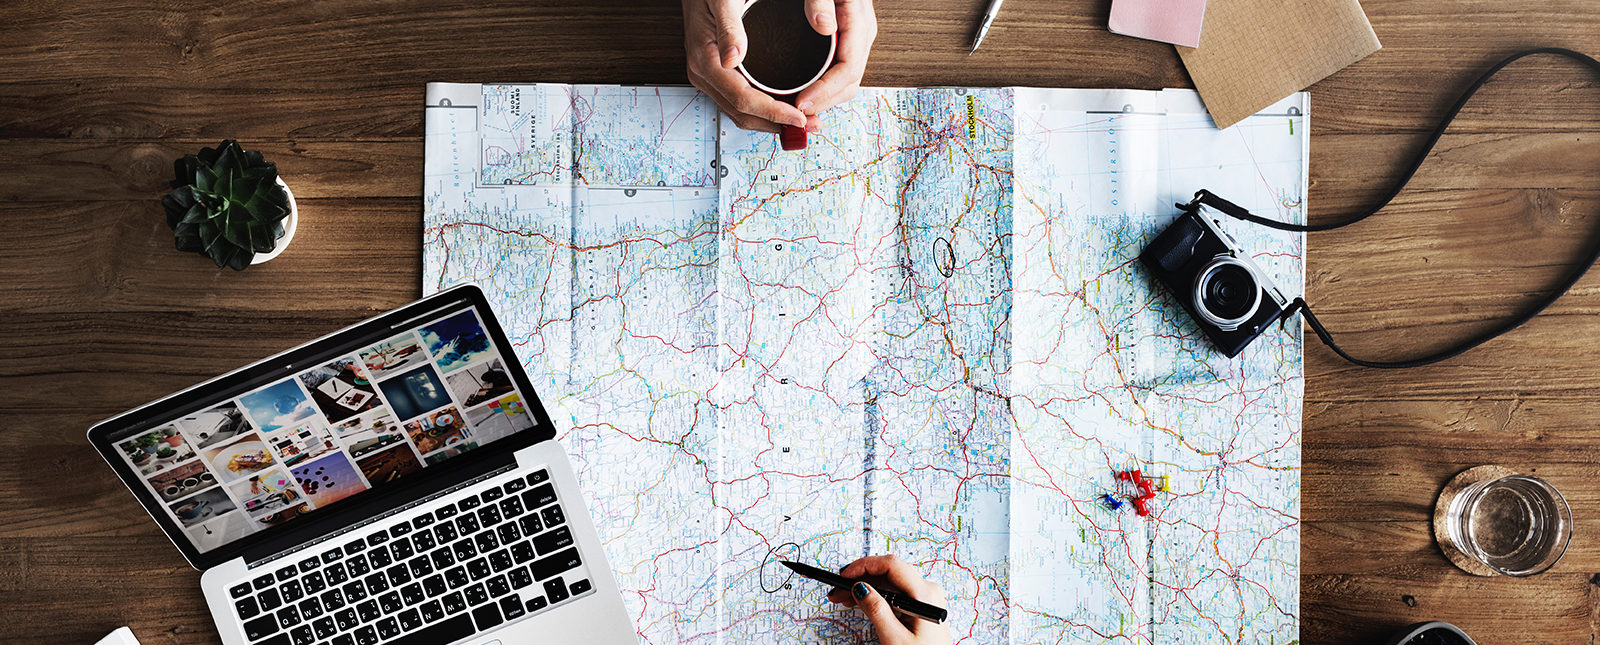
969, 0, 1006, 54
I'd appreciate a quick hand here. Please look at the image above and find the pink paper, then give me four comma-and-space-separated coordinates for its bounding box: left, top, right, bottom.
1109, 0, 1208, 48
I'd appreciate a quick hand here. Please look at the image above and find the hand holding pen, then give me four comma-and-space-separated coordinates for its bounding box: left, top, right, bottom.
823, 555, 952, 645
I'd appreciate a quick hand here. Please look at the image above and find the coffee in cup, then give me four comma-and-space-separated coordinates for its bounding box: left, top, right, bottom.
737, 0, 837, 150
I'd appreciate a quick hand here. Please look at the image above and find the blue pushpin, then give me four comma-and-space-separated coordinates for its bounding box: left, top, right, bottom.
1101, 494, 1123, 511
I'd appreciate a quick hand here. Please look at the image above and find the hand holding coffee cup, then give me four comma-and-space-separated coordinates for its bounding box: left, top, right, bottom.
682, 0, 877, 139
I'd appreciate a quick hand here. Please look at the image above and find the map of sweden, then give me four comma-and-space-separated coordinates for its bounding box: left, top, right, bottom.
423, 82, 1304, 644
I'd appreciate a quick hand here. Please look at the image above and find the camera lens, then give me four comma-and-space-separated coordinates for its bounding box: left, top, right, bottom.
1193, 255, 1262, 331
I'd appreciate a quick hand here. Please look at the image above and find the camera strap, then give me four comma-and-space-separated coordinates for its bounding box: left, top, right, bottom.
1180, 47, 1600, 369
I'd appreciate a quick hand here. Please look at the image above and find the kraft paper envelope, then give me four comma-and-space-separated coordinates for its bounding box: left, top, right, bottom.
1178, 0, 1380, 129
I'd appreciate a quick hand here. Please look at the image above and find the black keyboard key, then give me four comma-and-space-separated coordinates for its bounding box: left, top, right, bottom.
431, 548, 456, 570
298, 559, 320, 573
254, 574, 276, 590
540, 504, 565, 527
388, 563, 413, 587
458, 497, 481, 512
511, 542, 536, 564
376, 617, 401, 640
509, 567, 533, 589
409, 556, 434, 578
543, 577, 570, 604
276, 566, 298, 582
401, 582, 425, 605
518, 514, 543, 536
289, 624, 315, 645
445, 566, 469, 589
368, 532, 390, 547
529, 548, 582, 581
322, 588, 346, 611
522, 484, 557, 510
533, 526, 574, 555
281, 579, 304, 602
481, 487, 504, 503
312, 616, 336, 639
368, 548, 393, 569
356, 599, 380, 623
378, 591, 402, 614
276, 605, 302, 630
231, 583, 253, 599
299, 597, 324, 620
323, 550, 345, 564
434, 522, 458, 544
456, 514, 480, 535
344, 581, 368, 603
423, 574, 448, 597
570, 579, 592, 595
391, 539, 415, 561
243, 613, 279, 641
303, 571, 326, 594
496, 522, 521, 545
254, 634, 291, 645
474, 532, 499, 553
346, 557, 370, 578
332, 634, 354, 645
412, 531, 437, 552
324, 564, 349, 586
526, 470, 550, 485
435, 506, 458, 521
471, 601, 504, 630
387, 614, 473, 645
413, 514, 435, 530
464, 582, 489, 606
489, 549, 513, 572
260, 587, 283, 611
486, 575, 510, 598
499, 496, 524, 519
504, 479, 527, 494
420, 599, 445, 622
365, 572, 390, 595
500, 594, 526, 621
235, 596, 261, 620
344, 541, 366, 556
467, 558, 491, 581
452, 539, 478, 561
441, 591, 466, 615
390, 523, 413, 537
398, 608, 422, 631
354, 625, 378, 645
334, 607, 359, 631
525, 595, 548, 612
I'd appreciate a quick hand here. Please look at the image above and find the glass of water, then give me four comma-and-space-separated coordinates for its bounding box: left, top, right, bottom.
1445, 473, 1571, 576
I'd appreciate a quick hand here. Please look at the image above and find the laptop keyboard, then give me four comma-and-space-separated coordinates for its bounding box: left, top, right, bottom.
225, 468, 595, 645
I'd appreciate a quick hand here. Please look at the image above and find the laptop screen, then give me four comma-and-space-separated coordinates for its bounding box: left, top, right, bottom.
102, 303, 540, 554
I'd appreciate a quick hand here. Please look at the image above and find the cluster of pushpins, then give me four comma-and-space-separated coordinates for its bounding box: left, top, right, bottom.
1101, 469, 1167, 517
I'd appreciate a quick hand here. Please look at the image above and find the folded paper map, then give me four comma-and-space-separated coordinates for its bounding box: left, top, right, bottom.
423, 83, 1307, 644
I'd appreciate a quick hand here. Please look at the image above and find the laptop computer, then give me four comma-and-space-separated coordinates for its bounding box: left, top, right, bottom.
88, 285, 639, 645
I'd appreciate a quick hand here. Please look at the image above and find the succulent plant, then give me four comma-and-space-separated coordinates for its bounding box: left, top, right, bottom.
162, 140, 291, 270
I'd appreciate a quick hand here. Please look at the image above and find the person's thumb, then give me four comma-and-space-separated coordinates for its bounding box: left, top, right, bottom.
712, 0, 748, 68
852, 582, 912, 644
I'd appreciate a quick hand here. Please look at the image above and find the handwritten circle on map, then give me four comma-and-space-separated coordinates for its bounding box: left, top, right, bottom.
759, 542, 801, 594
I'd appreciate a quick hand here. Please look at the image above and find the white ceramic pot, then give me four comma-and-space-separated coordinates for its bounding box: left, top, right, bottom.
251, 177, 299, 265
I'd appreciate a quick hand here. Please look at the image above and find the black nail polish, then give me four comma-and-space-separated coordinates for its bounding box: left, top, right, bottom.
852, 582, 869, 600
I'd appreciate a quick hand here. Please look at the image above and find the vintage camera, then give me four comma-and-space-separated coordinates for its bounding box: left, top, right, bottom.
1140, 208, 1289, 357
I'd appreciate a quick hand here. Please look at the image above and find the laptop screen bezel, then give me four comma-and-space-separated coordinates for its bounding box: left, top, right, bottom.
86, 284, 558, 571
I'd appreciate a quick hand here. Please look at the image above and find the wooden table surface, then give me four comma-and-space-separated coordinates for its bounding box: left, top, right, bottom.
2, 1, 1596, 643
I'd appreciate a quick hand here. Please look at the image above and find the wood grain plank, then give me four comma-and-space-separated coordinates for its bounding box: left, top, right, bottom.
1302, 570, 1596, 645
1, 1, 1594, 139
0, 199, 421, 315
0, 139, 421, 202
